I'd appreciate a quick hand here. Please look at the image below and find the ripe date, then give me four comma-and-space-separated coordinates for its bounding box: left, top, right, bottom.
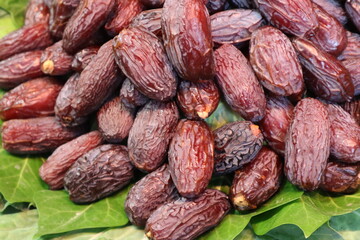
214, 44, 266, 122
337, 31, 360, 61
39, 131, 104, 190
25, 0, 50, 26
285, 98, 331, 191
130, 9, 162, 37
119, 78, 149, 109
345, 0, 360, 31
342, 97, 360, 125
342, 58, 360, 96
71, 46, 99, 72
40, 41, 74, 76
312, 0, 348, 25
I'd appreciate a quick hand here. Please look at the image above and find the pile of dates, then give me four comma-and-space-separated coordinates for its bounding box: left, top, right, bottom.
1, 0, 360, 239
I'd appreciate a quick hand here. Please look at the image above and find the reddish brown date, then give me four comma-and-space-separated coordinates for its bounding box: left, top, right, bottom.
259, 96, 294, 155
342, 97, 360, 125
71, 46, 99, 72
55, 40, 124, 127
125, 164, 178, 227
140, 0, 164, 8
342, 58, 360, 96
176, 80, 220, 120
346, 0, 360, 31
39, 131, 104, 190
145, 189, 230, 240
0, 77, 62, 121
254, 0, 318, 37
25, 0, 50, 26
211, 9, 265, 46
64, 145, 134, 203
40, 41, 74, 76
119, 78, 149, 109
327, 104, 360, 163
312, 0, 348, 25
214, 44, 266, 122
113, 27, 177, 101
293, 38, 354, 103
285, 98, 331, 191
338, 31, 360, 61
130, 9, 162, 37
128, 101, 179, 172
168, 120, 214, 198
105, 0, 144, 36
0, 23, 53, 61
62, 0, 115, 53
162, 0, 215, 82
250, 26, 304, 97
214, 121, 264, 175
97, 97, 135, 143
2, 116, 86, 154
230, 147, 282, 211
0, 50, 44, 89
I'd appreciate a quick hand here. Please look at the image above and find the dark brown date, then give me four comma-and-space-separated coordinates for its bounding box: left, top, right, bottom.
0, 23, 53, 61
97, 97, 135, 143
130, 9, 162, 37
0, 50, 44, 89
113, 27, 177, 101
64, 144, 134, 203
345, 0, 360, 31
25, 0, 50, 26
312, 0, 348, 25
168, 120, 214, 198
259, 96, 294, 155
105, 0, 144, 36
293, 38, 354, 103
71, 46, 99, 72
214, 44, 266, 122
128, 101, 179, 172
342, 58, 360, 96
145, 189, 230, 240
250, 26, 304, 97
342, 97, 360, 125
327, 103, 360, 163
119, 78, 149, 109
211, 9, 265, 46
0, 77, 62, 120
40, 41, 74, 76
254, 0, 318, 37
2, 116, 86, 154
125, 164, 178, 227
39, 131, 104, 190
55, 40, 124, 127
337, 31, 360, 61
229, 0, 254, 8
62, 0, 115, 53
230, 147, 282, 211
205, 0, 227, 14
140, 0, 164, 8
213, 121, 264, 175
162, 0, 215, 82
176, 80, 220, 120
284, 98, 331, 191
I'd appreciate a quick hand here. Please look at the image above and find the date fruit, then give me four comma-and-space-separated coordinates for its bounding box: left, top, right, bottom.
168, 120, 214, 198
337, 31, 360, 61
214, 44, 266, 122
145, 189, 230, 240
162, 0, 215, 82
39, 131, 104, 190
119, 78, 149, 109
130, 9, 162, 37
284, 98, 331, 191
230, 147, 282, 211
64, 144, 134, 203
312, 0, 348, 25
25, 0, 50, 26
342, 97, 360, 125
229, 0, 253, 8
128, 101, 179, 172
71, 46, 99, 72
345, 0, 360, 31
205, 0, 227, 14
342, 58, 360, 96
140, 0, 164, 8
125, 164, 178, 227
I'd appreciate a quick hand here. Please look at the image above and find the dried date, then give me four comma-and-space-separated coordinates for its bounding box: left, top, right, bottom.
130, 9, 162, 37
71, 46, 99, 72
205, 0, 227, 14
345, 0, 360, 31
140, 0, 164, 8
25, 0, 50, 26
342, 58, 360, 96
342, 97, 360, 125
119, 78, 149, 109
337, 31, 360, 61
312, 0, 348, 25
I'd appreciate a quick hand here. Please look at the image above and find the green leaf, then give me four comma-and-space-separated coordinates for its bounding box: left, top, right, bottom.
34, 187, 131, 238
329, 209, 360, 240
0, 0, 28, 28
0, 13, 18, 38
205, 101, 244, 130
0, 210, 38, 240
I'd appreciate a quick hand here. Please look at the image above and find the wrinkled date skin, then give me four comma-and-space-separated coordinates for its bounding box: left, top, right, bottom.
39, 131, 104, 190
293, 38, 354, 103
140, 0, 164, 8
342, 97, 360, 125
254, 0, 318, 37
213, 121, 264, 175
0, 77, 63, 121
162, 0, 215, 82
145, 189, 231, 240
0, 50, 44, 89
250, 26, 304, 97
327, 104, 360, 163
2, 116, 86, 154
176, 80, 220, 120
25, 0, 50, 26
71, 46, 99, 72
168, 120, 214, 198
346, 0, 360, 31
285, 98, 331, 191
62, 0, 115, 53
130, 9, 162, 37
320, 161, 360, 193
338, 31, 360, 61
128, 101, 179, 172
97, 97, 135, 143
0, 23, 53, 61
211, 9, 265, 46
342, 58, 360, 96
64, 145, 134, 203
119, 78, 149, 109
40, 40, 74, 76
113, 27, 177, 101
55, 40, 124, 127
125, 164, 178, 227
214, 44, 266, 122
259, 96, 294, 155
312, 0, 348, 25
230, 147, 282, 211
